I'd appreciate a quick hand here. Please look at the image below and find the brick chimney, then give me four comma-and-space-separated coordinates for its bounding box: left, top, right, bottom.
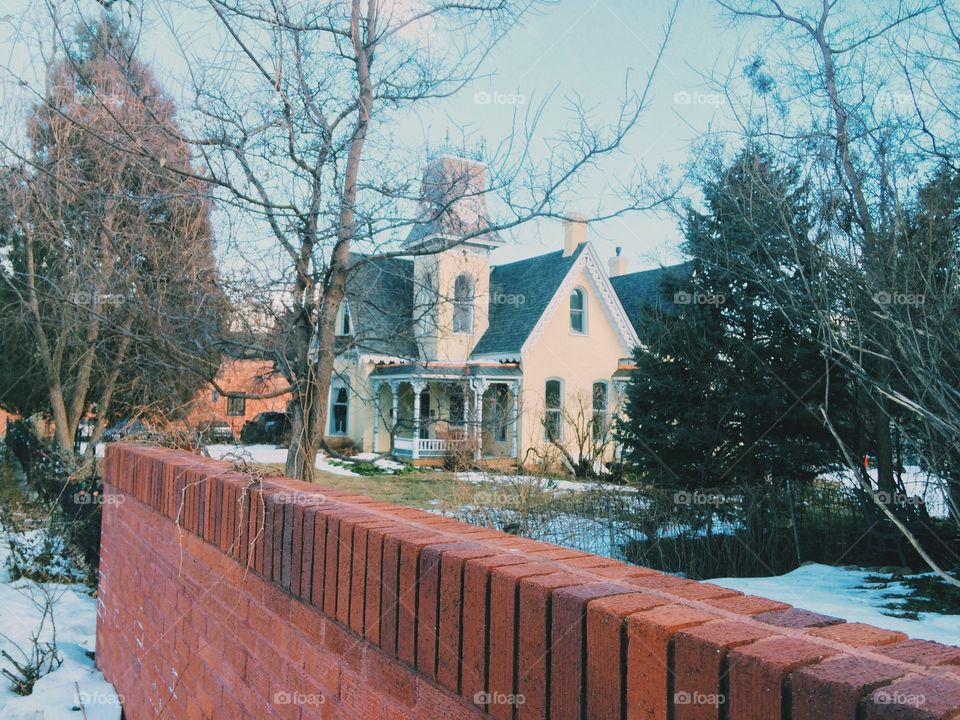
608, 246, 628, 277
563, 213, 587, 257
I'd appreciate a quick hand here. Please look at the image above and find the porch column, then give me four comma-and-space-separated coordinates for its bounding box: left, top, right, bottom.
411, 380, 426, 460
470, 378, 489, 461
372, 381, 381, 453
510, 380, 520, 459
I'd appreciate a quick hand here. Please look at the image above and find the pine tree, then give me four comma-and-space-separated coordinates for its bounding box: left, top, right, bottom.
616, 148, 851, 490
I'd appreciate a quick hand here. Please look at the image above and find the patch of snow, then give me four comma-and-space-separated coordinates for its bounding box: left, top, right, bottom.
455, 471, 635, 494
823, 466, 952, 519
709, 563, 960, 645
0, 531, 120, 719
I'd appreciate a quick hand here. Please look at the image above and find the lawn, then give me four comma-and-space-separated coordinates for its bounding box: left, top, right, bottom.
260, 464, 461, 509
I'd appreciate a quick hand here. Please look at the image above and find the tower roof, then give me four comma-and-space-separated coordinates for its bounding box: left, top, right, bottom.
404, 154, 502, 250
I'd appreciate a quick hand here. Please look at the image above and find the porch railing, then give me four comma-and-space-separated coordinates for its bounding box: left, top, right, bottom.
393, 436, 470, 459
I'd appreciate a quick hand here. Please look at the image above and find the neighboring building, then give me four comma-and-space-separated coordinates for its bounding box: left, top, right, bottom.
329, 154, 689, 465
183, 358, 290, 439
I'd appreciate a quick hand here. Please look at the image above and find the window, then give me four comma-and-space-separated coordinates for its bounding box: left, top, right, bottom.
545, 379, 563, 440
330, 384, 349, 435
226, 397, 246, 416
592, 381, 609, 441
449, 385, 465, 425
419, 389, 431, 439
570, 288, 586, 333
453, 274, 474, 334
337, 301, 352, 336
492, 385, 510, 442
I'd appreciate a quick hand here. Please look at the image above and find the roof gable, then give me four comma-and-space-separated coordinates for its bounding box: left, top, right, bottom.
609, 261, 694, 331
470, 245, 586, 356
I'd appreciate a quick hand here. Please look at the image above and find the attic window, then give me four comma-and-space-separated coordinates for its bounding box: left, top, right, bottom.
453, 274, 474, 334
337, 301, 352, 336
570, 288, 586, 333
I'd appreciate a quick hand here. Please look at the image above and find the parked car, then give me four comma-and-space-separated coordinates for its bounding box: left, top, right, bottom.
196, 419, 235, 444
240, 412, 290, 445
101, 419, 150, 442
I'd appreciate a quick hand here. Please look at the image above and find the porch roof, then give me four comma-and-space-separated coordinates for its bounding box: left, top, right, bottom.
370, 362, 522, 381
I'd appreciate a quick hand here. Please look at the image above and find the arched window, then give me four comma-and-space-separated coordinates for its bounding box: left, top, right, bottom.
570, 288, 586, 333
330, 383, 349, 435
545, 379, 563, 440
592, 381, 609, 441
453, 274, 474, 334
336, 301, 352, 336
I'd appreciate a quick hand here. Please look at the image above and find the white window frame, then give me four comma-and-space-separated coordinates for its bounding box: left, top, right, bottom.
570, 287, 587, 334
591, 381, 609, 441
329, 382, 350, 435
336, 301, 352, 336
453, 273, 474, 335
544, 378, 564, 441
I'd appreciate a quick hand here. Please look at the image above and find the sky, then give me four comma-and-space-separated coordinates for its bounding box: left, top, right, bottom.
0, 0, 757, 274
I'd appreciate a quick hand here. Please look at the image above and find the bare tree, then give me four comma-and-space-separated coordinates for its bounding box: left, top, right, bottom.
0, 15, 224, 456
715, 0, 960, 583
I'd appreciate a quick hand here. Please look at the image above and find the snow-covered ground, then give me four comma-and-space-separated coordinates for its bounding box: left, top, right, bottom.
710, 563, 960, 645
456, 471, 637, 494
825, 465, 953, 518
0, 531, 120, 720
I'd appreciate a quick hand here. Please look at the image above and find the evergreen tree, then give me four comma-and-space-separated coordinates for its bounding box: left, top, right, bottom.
616, 148, 851, 489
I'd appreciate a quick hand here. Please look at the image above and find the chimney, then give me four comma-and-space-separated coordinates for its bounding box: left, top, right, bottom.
563, 213, 588, 257
608, 246, 628, 277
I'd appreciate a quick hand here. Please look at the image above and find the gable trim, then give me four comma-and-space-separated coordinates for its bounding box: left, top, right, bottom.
518, 243, 640, 357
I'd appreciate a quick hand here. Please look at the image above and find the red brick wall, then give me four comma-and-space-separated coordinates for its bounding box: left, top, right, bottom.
97, 445, 960, 720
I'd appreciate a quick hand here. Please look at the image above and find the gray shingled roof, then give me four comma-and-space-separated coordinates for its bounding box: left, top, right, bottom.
609, 261, 694, 331
337, 250, 691, 360
338, 255, 418, 358
470, 245, 587, 356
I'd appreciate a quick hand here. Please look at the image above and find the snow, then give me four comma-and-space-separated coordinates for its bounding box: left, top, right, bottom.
204, 444, 359, 475
456, 471, 636, 494
823, 465, 953, 519
709, 563, 960, 645
0, 530, 121, 720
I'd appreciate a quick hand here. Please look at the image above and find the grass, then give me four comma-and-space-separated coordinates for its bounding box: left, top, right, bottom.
261, 463, 461, 509
863, 571, 960, 618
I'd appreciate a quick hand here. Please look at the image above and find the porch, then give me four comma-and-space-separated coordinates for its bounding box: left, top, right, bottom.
370, 363, 521, 463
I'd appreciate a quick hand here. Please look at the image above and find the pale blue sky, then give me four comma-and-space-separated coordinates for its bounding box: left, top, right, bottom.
1, 0, 755, 273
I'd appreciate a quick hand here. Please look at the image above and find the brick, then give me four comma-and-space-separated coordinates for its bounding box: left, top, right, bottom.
876, 639, 960, 667
672, 620, 780, 720
807, 622, 907, 647
704, 594, 791, 616
726, 635, 839, 720
487, 562, 560, 720
398, 534, 457, 666
550, 583, 639, 720
666, 582, 742, 602
416, 544, 486, 681
586, 593, 668, 720
863, 675, 960, 719
791, 655, 907, 720
623, 604, 720, 720
459, 554, 539, 708
364, 648, 417, 708
516, 572, 588, 720
752, 607, 844, 629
